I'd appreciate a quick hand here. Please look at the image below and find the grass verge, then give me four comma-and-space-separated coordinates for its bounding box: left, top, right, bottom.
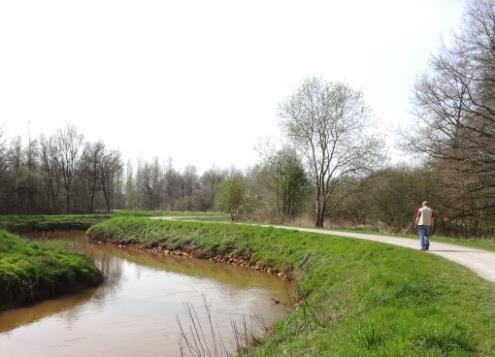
88, 217, 495, 356
0, 229, 103, 312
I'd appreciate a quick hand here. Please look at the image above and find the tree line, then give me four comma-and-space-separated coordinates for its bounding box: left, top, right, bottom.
0, 125, 123, 214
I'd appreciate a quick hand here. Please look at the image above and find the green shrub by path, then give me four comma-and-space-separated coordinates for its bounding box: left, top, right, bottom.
89, 217, 495, 356
0, 214, 111, 233
0, 230, 103, 311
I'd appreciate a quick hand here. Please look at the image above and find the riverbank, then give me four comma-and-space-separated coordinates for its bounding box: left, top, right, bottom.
0, 214, 111, 233
0, 229, 103, 312
0, 212, 226, 233
88, 217, 495, 356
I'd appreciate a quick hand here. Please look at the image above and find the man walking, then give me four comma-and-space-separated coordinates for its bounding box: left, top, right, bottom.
415, 201, 437, 251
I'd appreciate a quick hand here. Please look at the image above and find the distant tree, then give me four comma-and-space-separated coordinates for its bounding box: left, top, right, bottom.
215, 171, 251, 221
255, 147, 308, 222
0, 126, 6, 172
56, 124, 83, 213
137, 158, 163, 210
163, 159, 181, 210
99, 148, 122, 212
280, 76, 383, 227
124, 161, 138, 209
195, 167, 225, 211
39, 135, 62, 213
182, 165, 199, 211
80, 141, 105, 212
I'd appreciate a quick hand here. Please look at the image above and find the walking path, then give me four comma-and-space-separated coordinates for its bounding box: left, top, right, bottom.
265, 224, 495, 285
154, 217, 495, 285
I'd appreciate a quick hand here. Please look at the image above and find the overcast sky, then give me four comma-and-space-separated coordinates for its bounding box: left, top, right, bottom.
0, 0, 465, 172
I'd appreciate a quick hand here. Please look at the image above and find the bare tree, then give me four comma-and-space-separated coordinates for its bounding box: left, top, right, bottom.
99, 148, 122, 212
0, 126, 7, 172
164, 159, 180, 210
39, 135, 62, 212
183, 165, 199, 211
56, 124, 83, 213
280, 77, 383, 227
80, 141, 105, 212
411, 0, 495, 234
124, 160, 138, 209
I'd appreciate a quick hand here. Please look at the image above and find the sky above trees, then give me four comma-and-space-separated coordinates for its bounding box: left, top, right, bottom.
0, 0, 465, 172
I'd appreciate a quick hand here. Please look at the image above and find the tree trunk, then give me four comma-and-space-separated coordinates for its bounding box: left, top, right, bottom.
315, 211, 324, 227
65, 192, 70, 214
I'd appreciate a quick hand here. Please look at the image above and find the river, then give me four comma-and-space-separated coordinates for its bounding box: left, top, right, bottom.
0, 231, 291, 357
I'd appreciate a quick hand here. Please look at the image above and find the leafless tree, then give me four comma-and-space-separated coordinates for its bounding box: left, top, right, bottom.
280, 76, 383, 227
39, 135, 62, 212
0, 126, 8, 172
56, 124, 83, 213
80, 141, 105, 212
411, 0, 495, 234
183, 165, 199, 211
99, 148, 122, 212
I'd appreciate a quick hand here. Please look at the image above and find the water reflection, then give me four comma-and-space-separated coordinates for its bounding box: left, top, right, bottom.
0, 231, 291, 357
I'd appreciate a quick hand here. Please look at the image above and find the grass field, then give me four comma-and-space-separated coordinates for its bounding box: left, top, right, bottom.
88, 217, 495, 356
0, 229, 103, 311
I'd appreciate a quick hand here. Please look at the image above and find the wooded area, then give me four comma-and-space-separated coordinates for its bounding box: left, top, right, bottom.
0, 0, 493, 237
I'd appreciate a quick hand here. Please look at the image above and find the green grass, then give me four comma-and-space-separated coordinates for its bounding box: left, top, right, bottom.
0, 214, 112, 233
88, 217, 495, 356
113, 209, 226, 217
0, 211, 226, 233
0, 229, 103, 311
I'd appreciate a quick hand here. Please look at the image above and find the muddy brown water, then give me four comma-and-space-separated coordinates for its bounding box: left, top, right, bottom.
0, 231, 292, 357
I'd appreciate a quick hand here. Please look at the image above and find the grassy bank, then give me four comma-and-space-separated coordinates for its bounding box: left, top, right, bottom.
0, 211, 226, 233
113, 209, 227, 218
88, 217, 495, 356
0, 229, 103, 311
166, 215, 495, 252
0, 214, 111, 233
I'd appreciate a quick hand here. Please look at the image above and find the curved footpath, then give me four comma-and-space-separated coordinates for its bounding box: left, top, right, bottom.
156, 217, 495, 285
265, 224, 495, 285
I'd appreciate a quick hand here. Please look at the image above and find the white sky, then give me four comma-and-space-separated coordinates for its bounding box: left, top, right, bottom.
0, 0, 465, 172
